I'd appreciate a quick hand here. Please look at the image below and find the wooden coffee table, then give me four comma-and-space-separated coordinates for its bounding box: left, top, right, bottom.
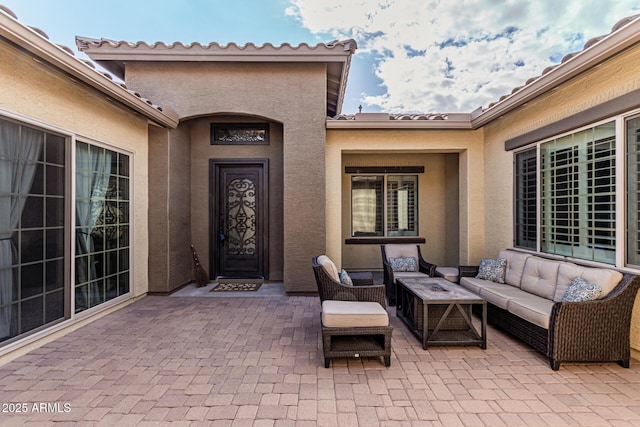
396, 277, 486, 350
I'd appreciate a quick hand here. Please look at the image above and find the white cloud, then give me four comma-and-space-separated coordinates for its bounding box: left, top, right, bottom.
286, 0, 640, 113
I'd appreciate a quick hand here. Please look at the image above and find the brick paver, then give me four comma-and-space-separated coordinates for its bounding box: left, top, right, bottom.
0, 295, 639, 426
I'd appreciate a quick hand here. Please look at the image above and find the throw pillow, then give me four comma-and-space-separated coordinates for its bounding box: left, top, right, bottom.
339, 269, 353, 286
389, 257, 418, 272
476, 258, 507, 284
562, 277, 601, 302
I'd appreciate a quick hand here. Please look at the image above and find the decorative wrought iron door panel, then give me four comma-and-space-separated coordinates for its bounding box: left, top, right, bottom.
211, 160, 268, 279
226, 178, 256, 256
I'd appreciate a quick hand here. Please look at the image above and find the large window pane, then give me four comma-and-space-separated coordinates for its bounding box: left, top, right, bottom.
75, 142, 130, 313
351, 174, 419, 238
627, 116, 640, 266
0, 117, 66, 343
387, 175, 417, 236
351, 176, 383, 236
539, 122, 615, 263
515, 148, 537, 249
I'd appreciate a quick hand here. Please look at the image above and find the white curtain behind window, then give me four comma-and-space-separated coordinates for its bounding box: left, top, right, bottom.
0, 121, 43, 339
75, 144, 111, 311
352, 188, 377, 233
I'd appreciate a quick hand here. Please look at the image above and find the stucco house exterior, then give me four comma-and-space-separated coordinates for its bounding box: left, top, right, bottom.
0, 5, 639, 363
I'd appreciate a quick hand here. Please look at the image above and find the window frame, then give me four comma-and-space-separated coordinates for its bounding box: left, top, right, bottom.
0, 115, 70, 345
73, 139, 133, 316
513, 110, 640, 270
348, 171, 421, 243
0, 109, 135, 351
210, 123, 269, 145
625, 114, 640, 268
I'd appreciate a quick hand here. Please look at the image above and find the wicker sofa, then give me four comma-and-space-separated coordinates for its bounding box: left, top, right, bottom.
459, 249, 640, 370
312, 256, 393, 368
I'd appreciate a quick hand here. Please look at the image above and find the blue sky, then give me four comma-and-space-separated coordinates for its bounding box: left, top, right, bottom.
2, 0, 639, 115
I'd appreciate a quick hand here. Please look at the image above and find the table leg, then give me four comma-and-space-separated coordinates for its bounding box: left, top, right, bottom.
423, 302, 429, 350
481, 301, 487, 349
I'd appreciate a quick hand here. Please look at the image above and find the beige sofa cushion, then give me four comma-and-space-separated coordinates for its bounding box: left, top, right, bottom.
554, 262, 623, 302
317, 255, 340, 282
459, 277, 488, 295
384, 244, 419, 260
321, 300, 389, 327
520, 257, 560, 300
507, 295, 555, 329
498, 250, 531, 288
479, 284, 531, 310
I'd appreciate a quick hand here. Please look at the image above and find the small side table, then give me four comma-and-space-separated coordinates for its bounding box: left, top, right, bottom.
349, 271, 374, 286
435, 267, 459, 283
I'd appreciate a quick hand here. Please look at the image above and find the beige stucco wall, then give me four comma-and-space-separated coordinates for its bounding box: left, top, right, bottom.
326, 128, 484, 270
147, 125, 193, 293
125, 62, 326, 293
340, 152, 459, 270
148, 126, 170, 292
482, 43, 640, 355
0, 41, 150, 298
0, 40, 151, 362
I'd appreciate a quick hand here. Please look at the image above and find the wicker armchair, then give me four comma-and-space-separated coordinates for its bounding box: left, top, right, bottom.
381, 244, 437, 306
312, 256, 392, 367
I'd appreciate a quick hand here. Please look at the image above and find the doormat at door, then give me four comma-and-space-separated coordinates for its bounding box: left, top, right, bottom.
211, 278, 264, 292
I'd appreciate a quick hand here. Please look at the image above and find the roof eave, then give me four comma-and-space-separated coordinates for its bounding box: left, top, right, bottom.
75, 37, 356, 63
0, 14, 178, 128
334, 54, 351, 116
76, 37, 357, 119
471, 16, 640, 128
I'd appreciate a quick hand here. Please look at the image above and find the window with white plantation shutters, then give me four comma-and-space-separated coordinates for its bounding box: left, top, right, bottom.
626, 116, 640, 267
588, 134, 616, 262
350, 174, 418, 238
387, 176, 417, 236
539, 122, 616, 264
515, 148, 537, 249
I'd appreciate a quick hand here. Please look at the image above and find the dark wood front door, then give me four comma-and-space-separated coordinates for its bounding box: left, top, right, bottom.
210, 159, 268, 279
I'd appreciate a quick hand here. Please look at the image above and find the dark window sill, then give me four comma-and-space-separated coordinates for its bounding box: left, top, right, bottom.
345, 237, 425, 245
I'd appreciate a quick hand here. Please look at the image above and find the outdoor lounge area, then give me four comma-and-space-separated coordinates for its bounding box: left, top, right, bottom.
1, 294, 639, 425
3, 4, 640, 425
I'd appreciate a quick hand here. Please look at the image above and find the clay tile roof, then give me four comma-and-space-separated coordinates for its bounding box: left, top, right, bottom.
0, 4, 15, 18
75, 36, 357, 55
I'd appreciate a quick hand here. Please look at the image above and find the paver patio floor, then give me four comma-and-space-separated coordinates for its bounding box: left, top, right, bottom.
0, 295, 639, 426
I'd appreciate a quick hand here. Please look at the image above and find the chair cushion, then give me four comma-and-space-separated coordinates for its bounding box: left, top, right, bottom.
507, 295, 555, 329
520, 257, 560, 300
384, 244, 419, 260
389, 257, 418, 272
436, 267, 459, 282
498, 250, 531, 287
322, 300, 389, 327
317, 255, 340, 282
554, 262, 623, 302
459, 277, 490, 294
478, 283, 529, 310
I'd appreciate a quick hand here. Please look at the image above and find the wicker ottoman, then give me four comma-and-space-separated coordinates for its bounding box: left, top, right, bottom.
321, 300, 393, 368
